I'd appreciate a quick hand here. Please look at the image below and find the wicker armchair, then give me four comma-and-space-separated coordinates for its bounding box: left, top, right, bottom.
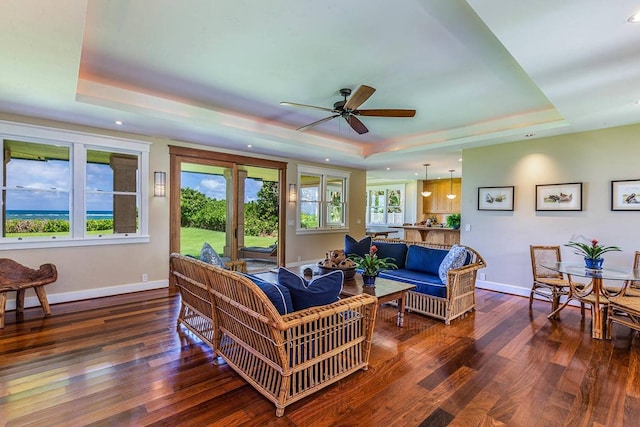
0, 259, 57, 329
169, 253, 378, 417
373, 239, 486, 325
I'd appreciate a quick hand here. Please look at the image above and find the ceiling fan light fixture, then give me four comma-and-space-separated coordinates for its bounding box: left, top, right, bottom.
421, 163, 432, 197
446, 169, 457, 200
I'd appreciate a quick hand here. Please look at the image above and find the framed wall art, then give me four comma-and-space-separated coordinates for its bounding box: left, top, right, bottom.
611, 179, 640, 211
535, 182, 582, 211
478, 186, 514, 211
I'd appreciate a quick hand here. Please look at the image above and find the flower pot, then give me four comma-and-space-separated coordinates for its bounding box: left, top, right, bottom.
361, 274, 377, 286
584, 257, 604, 270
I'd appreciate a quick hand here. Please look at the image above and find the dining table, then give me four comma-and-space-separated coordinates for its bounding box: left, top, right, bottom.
542, 262, 640, 339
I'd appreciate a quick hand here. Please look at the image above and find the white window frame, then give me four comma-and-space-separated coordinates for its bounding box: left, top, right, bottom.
296, 165, 350, 234
0, 120, 150, 249
366, 185, 405, 226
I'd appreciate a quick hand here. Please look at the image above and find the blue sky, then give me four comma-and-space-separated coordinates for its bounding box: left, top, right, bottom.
181, 171, 262, 201
5, 159, 263, 211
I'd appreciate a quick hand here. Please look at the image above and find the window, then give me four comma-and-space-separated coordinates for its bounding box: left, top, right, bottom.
0, 121, 150, 249
366, 186, 404, 225
297, 166, 349, 232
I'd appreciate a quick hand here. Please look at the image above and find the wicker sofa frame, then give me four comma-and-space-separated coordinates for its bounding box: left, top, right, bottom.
372, 239, 486, 325
169, 253, 378, 417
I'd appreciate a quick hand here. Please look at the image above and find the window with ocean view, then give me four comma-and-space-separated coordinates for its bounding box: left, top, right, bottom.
0, 121, 150, 248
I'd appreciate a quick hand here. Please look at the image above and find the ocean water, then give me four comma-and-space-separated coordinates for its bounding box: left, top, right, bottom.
6, 210, 113, 220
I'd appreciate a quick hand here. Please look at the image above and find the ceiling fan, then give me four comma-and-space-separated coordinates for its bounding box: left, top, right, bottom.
280, 85, 416, 135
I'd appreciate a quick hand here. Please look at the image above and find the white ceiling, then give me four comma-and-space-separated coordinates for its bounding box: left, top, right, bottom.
1, 0, 639, 182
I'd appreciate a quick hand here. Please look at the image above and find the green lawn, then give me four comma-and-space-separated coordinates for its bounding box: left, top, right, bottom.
7, 227, 275, 259
180, 227, 276, 258
6, 229, 113, 238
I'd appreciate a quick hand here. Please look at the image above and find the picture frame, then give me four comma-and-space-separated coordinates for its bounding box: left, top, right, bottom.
611, 179, 640, 211
535, 182, 582, 211
478, 186, 514, 211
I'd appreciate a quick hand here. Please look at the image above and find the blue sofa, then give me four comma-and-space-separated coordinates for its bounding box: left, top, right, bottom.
348, 238, 486, 325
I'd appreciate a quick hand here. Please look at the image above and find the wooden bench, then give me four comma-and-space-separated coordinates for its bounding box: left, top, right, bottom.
0, 259, 57, 328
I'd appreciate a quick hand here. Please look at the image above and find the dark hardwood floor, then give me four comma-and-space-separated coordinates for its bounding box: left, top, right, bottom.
1, 287, 638, 426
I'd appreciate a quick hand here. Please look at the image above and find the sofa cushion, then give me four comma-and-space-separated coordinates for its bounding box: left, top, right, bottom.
378, 270, 446, 298
243, 273, 294, 315
374, 241, 408, 269
405, 245, 449, 275
277, 268, 343, 311
200, 242, 226, 268
344, 235, 371, 258
438, 245, 468, 283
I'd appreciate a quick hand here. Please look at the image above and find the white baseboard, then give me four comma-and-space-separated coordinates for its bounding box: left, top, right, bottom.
4, 279, 169, 311
476, 280, 582, 307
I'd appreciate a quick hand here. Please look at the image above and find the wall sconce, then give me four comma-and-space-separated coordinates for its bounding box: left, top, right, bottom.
154, 171, 166, 197
289, 183, 297, 202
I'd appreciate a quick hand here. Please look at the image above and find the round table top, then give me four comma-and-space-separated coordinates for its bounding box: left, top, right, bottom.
542, 261, 640, 281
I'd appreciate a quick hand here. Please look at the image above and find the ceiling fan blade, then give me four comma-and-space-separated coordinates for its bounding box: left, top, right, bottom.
344, 85, 376, 111
345, 115, 369, 134
355, 109, 416, 117
297, 115, 340, 131
280, 101, 335, 113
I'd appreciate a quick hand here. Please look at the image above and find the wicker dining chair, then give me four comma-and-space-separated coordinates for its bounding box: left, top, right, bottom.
529, 245, 585, 319
606, 251, 640, 338
625, 250, 640, 297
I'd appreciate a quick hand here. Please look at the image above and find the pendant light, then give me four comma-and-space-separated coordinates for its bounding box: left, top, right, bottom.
446, 169, 457, 200
420, 163, 432, 197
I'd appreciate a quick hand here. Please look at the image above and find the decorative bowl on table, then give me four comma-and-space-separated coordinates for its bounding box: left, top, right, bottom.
317, 263, 357, 280
318, 250, 358, 280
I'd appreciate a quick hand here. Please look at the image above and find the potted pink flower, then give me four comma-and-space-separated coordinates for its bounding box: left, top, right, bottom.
565, 239, 621, 269
349, 245, 397, 286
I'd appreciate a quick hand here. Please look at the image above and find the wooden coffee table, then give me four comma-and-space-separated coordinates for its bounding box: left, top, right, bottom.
255, 265, 416, 327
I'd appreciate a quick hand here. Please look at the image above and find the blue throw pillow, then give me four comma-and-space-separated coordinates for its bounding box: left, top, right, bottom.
344, 235, 371, 257
374, 242, 408, 269
277, 268, 343, 311
405, 245, 449, 275
243, 273, 294, 315
438, 245, 468, 283
200, 242, 226, 268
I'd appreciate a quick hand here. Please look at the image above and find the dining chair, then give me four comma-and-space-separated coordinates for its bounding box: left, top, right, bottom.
529, 245, 585, 319
626, 250, 640, 297
606, 251, 640, 338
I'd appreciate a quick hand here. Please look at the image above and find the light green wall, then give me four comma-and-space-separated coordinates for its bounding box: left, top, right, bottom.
462, 123, 640, 296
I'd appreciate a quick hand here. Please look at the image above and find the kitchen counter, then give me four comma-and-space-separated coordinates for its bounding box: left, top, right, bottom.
390, 225, 460, 245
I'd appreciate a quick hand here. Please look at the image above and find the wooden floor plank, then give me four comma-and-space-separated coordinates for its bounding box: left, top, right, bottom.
0, 288, 638, 426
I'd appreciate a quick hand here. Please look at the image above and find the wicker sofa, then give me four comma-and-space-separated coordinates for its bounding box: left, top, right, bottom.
370, 239, 486, 325
169, 253, 378, 417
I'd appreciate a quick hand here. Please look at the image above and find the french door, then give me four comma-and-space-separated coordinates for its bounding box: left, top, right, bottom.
169, 146, 287, 268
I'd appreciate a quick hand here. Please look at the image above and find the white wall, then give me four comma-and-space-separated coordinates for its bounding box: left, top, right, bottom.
462, 123, 640, 296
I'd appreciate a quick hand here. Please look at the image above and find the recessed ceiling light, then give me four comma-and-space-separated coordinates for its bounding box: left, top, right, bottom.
247, 144, 252, 148
386, 167, 390, 170
627, 10, 640, 23
458, 158, 463, 162
115, 120, 123, 125
325, 158, 330, 162
414, 172, 419, 176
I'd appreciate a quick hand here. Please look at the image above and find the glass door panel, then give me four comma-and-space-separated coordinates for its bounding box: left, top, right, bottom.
179, 162, 234, 260
240, 166, 280, 270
